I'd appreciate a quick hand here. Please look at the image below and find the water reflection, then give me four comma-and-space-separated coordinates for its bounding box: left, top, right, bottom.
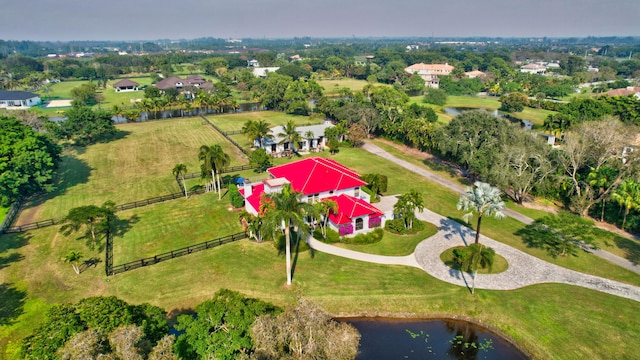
344, 318, 528, 360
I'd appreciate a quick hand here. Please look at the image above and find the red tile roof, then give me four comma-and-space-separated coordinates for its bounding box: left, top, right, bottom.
267, 157, 366, 196
238, 183, 265, 214
325, 194, 384, 225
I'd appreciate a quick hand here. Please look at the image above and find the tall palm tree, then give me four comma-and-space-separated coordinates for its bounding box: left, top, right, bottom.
262, 184, 314, 285
457, 181, 506, 244
460, 244, 495, 295
172, 163, 189, 199
198, 145, 230, 198
587, 166, 617, 222
611, 179, 640, 229
279, 120, 302, 153
62, 251, 83, 275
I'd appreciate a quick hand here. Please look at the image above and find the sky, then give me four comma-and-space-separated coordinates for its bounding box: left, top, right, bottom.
1, 0, 639, 41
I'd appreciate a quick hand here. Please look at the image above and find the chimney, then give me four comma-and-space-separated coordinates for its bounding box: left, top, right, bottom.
243, 179, 252, 197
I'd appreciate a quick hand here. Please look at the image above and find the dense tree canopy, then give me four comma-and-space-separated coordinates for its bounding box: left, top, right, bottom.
51, 106, 117, 145
174, 289, 280, 360
0, 116, 60, 205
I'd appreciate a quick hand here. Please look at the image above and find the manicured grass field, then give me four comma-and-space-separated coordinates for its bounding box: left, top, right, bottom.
3, 117, 640, 359
317, 79, 381, 94
338, 221, 438, 256
17, 117, 247, 224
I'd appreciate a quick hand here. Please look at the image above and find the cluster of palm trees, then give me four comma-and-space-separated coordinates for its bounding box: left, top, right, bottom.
128, 90, 238, 120
242, 119, 309, 154
198, 144, 230, 199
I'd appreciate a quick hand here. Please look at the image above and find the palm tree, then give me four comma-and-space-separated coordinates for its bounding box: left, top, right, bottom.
460, 244, 495, 295
243, 120, 273, 149
393, 189, 425, 230
587, 167, 616, 222
457, 181, 506, 244
262, 184, 314, 285
305, 130, 315, 151
279, 120, 302, 154
314, 199, 338, 238
62, 251, 83, 275
611, 179, 640, 229
198, 145, 230, 198
172, 163, 189, 199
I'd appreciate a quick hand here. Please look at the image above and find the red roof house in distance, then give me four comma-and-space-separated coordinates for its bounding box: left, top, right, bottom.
239, 157, 388, 235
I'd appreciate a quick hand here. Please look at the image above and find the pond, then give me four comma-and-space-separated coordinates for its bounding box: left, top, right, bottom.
344, 318, 528, 360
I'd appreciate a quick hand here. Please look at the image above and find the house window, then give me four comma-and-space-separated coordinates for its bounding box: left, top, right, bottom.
308, 195, 313, 203
329, 190, 334, 195
355, 218, 364, 231
314, 193, 320, 203
354, 187, 360, 197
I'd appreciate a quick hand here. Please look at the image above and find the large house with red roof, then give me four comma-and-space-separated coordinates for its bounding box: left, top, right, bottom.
239, 157, 388, 235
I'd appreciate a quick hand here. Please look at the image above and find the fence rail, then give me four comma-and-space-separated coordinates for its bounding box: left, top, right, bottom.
0, 197, 23, 234
109, 232, 246, 275
201, 115, 249, 155
4, 218, 57, 233
182, 164, 256, 180
225, 130, 244, 135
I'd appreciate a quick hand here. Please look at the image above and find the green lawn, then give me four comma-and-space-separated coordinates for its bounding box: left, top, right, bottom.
3, 118, 640, 359
317, 79, 381, 95
16, 117, 247, 224
338, 221, 438, 256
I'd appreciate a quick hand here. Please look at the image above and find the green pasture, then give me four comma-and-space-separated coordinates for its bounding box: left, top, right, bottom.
317, 79, 380, 94
16, 117, 247, 224
2, 115, 640, 359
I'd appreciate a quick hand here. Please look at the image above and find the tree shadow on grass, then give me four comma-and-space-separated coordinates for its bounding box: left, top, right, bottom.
111, 214, 140, 239
0, 232, 30, 253
100, 129, 131, 143
613, 236, 640, 265
79, 257, 102, 274
0, 283, 26, 326
22, 154, 92, 210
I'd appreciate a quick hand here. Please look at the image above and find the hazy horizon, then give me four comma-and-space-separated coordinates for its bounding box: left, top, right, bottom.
1, 0, 639, 42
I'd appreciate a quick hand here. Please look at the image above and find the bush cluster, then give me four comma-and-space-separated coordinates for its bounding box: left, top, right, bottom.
385, 219, 426, 235
341, 228, 384, 245
313, 228, 340, 243
227, 184, 245, 208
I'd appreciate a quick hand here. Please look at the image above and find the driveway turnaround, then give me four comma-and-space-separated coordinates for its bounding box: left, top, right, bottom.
307, 200, 640, 303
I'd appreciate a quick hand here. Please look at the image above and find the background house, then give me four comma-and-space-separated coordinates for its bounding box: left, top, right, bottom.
405, 63, 454, 89
520, 63, 547, 74
0, 90, 41, 109
113, 79, 139, 92
239, 157, 389, 235
155, 75, 213, 91
257, 121, 334, 155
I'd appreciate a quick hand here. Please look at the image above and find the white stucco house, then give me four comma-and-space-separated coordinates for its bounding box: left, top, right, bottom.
405, 63, 455, 89
0, 90, 41, 109
256, 121, 334, 155
520, 63, 547, 74
239, 157, 390, 236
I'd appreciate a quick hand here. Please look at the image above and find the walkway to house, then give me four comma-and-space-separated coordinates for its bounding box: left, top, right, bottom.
361, 141, 640, 275
307, 205, 640, 302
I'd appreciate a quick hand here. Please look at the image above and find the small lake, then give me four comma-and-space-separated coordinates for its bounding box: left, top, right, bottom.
344, 318, 528, 360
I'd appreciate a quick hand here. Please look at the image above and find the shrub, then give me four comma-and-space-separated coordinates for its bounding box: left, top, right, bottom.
313, 228, 340, 243
369, 216, 382, 228
341, 228, 384, 244
422, 88, 448, 105
339, 223, 354, 236
386, 219, 426, 235
227, 184, 245, 208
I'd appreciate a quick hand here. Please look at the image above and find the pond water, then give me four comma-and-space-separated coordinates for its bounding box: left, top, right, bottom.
344, 318, 528, 360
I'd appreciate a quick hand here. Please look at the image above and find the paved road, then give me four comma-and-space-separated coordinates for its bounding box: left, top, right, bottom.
307, 200, 640, 302
361, 141, 640, 275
